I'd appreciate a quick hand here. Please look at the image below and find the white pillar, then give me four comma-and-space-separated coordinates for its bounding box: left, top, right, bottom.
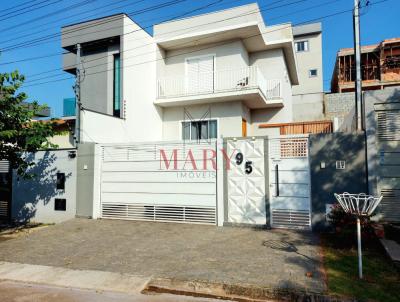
216, 138, 225, 226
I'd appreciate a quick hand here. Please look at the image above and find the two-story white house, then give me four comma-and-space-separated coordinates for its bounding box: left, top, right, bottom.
61, 3, 323, 143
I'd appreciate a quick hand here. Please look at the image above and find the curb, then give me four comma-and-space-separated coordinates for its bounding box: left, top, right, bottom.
0, 261, 150, 295
143, 278, 353, 302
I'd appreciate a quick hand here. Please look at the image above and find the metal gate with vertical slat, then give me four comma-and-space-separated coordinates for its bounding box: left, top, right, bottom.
99, 140, 217, 225
269, 135, 312, 229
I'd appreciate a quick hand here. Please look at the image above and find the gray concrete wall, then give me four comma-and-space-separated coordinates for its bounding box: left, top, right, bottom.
61, 14, 124, 49
292, 93, 324, 122
364, 87, 400, 221
76, 143, 95, 217
12, 150, 77, 224
309, 132, 367, 231
80, 41, 120, 115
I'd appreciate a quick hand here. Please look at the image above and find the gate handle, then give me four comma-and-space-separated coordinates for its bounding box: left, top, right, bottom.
275, 164, 279, 197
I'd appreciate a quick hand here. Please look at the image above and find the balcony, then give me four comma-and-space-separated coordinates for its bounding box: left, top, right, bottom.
155, 66, 283, 109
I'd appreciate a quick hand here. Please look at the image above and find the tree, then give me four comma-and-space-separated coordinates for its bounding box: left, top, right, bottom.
0, 71, 56, 178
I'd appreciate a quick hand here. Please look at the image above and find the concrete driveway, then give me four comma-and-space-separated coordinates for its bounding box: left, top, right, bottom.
0, 219, 325, 295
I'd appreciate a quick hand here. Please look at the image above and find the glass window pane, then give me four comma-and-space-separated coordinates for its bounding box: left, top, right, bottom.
182, 122, 190, 140
209, 120, 217, 138
113, 54, 121, 117
191, 122, 199, 140
200, 121, 208, 140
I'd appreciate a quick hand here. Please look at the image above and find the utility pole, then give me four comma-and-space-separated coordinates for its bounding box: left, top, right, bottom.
74, 43, 82, 145
353, 0, 363, 130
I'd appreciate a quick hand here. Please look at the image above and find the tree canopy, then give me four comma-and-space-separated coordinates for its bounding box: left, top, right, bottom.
0, 71, 56, 177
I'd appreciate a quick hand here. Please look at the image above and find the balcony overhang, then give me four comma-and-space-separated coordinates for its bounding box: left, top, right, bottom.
155, 88, 283, 109
156, 21, 298, 85
156, 22, 270, 53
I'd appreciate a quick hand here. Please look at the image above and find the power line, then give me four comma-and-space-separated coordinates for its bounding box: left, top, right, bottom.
2, 0, 289, 53
14, 0, 298, 78
0, 0, 242, 63
23, 1, 385, 89
0, 0, 43, 15
0, 0, 143, 44
0, 0, 189, 52
0, 0, 62, 23
0, 0, 98, 32
24, 0, 319, 84
0, 0, 47, 18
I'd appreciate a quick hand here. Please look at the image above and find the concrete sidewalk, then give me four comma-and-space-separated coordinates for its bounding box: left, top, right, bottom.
0, 262, 226, 302
0, 218, 326, 298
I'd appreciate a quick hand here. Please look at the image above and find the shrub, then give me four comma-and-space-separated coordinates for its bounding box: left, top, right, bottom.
327, 204, 377, 249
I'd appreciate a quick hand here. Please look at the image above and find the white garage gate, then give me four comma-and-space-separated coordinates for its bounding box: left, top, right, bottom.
99, 140, 217, 224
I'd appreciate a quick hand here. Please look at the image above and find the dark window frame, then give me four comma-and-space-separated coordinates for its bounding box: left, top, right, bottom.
182, 120, 218, 140
309, 69, 318, 77
295, 40, 309, 52
56, 172, 66, 190
113, 53, 121, 118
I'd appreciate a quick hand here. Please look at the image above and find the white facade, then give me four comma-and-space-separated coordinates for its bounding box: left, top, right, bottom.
292, 23, 325, 122
61, 3, 325, 144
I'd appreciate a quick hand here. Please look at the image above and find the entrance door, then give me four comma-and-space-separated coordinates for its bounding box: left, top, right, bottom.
242, 119, 247, 137
227, 139, 266, 224
186, 56, 214, 94
268, 135, 311, 229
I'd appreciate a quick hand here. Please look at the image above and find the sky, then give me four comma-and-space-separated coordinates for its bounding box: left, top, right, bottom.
0, 0, 398, 118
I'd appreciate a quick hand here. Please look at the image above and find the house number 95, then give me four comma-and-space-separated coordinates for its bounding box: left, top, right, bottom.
235, 152, 253, 174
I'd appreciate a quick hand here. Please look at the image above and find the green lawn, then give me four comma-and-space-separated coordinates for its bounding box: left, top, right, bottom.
322, 235, 400, 302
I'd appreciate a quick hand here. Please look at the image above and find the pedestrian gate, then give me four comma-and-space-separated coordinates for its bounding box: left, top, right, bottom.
269, 135, 311, 229
99, 141, 217, 225
226, 136, 311, 229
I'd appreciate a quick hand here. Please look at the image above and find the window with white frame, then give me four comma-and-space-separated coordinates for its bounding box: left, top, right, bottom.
309, 69, 318, 77
182, 120, 217, 140
295, 40, 309, 52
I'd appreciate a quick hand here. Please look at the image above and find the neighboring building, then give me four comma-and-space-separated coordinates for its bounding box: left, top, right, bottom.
61, 3, 324, 143
63, 97, 76, 117
292, 23, 324, 122
48, 119, 75, 149
331, 37, 400, 93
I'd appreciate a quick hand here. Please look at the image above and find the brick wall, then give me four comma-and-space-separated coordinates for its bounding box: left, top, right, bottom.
323, 92, 355, 129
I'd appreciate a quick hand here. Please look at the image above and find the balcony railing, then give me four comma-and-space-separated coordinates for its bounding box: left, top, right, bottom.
157, 66, 281, 100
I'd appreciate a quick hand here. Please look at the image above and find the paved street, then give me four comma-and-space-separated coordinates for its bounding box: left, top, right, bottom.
0, 218, 325, 295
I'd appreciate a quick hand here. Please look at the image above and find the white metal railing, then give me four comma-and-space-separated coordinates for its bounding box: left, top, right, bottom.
157, 66, 281, 100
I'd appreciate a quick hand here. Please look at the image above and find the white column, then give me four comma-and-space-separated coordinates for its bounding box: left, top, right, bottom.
216, 138, 225, 226
92, 144, 102, 219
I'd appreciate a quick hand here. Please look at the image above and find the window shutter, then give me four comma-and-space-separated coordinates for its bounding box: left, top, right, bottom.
198, 56, 214, 92
186, 56, 214, 94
